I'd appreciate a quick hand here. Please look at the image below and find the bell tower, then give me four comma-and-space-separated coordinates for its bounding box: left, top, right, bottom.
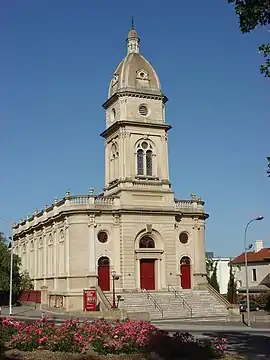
101, 25, 174, 207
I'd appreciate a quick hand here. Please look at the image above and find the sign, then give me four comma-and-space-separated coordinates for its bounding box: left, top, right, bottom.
83, 289, 97, 311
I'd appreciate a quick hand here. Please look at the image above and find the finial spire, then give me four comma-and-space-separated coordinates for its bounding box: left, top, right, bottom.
126, 19, 140, 54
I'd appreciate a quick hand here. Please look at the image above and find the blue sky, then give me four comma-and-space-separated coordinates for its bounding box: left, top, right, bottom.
0, 0, 269, 257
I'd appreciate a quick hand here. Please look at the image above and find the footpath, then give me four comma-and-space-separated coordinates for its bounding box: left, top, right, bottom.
1, 305, 269, 333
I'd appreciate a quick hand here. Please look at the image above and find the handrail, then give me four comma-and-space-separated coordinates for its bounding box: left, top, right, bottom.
95, 286, 112, 311
202, 282, 234, 309
168, 284, 193, 317
142, 289, 164, 319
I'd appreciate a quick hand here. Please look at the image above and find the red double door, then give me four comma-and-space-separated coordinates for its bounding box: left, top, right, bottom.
140, 259, 155, 290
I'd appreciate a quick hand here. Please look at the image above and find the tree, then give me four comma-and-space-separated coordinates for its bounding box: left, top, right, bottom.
209, 262, 220, 293
20, 270, 34, 291
228, 0, 270, 77
267, 156, 270, 177
227, 263, 237, 304
0, 232, 21, 295
206, 257, 213, 282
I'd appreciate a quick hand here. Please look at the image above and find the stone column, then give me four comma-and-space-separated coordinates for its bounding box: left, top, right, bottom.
88, 214, 97, 286
53, 224, 58, 291
113, 214, 121, 276
193, 218, 207, 287
40, 285, 48, 311
43, 228, 47, 284
105, 142, 109, 185
64, 217, 70, 290
34, 232, 38, 288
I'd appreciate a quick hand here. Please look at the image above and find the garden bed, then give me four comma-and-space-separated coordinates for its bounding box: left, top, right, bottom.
0, 318, 241, 360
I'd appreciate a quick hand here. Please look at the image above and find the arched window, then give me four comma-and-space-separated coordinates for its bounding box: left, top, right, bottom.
98, 256, 110, 266
110, 142, 119, 181
136, 141, 154, 177
139, 236, 155, 248
137, 149, 144, 175
146, 150, 152, 176
180, 256, 191, 265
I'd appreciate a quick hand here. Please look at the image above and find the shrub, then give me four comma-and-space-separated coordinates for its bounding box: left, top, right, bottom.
1, 317, 228, 358
147, 331, 227, 359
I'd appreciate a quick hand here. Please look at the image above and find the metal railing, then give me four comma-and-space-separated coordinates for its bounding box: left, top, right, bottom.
142, 289, 164, 319
202, 282, 233, 309
168, 284, 193, 317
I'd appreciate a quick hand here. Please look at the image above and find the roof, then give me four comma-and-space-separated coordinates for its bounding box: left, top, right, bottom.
231, 248, 270, 264
108, 27, 162, 99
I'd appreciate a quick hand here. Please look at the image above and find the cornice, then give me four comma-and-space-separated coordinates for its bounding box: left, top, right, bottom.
102, 90, 168, 109
100, 120, 172, 139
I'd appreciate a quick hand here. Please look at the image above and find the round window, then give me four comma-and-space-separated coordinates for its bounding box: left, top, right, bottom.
141, 141, 148, 149
138, 104, 148, 116
179, 232, 188, 244
97, 231, 108, 243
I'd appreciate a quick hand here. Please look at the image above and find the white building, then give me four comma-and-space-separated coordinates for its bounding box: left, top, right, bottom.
211, 257, 231, 295
12, 25, 210, 311
231, 240, 270, 293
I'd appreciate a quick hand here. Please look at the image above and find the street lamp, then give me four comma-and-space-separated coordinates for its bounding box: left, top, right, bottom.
9, 234, 14, 316
0, 218, 14, 316
244, 216, 264, 327
111, 270, 118, 309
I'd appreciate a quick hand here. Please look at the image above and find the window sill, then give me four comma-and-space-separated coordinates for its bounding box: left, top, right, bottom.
135, 176, 159, 181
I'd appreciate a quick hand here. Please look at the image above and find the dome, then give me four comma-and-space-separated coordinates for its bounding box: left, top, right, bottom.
127, 28, 139, 39
108, 27, 162, 98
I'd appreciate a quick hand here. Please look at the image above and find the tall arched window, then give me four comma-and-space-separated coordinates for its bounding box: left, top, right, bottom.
137, 149, 144, 175
110, 142, 119, 181
136, 141, 154, 177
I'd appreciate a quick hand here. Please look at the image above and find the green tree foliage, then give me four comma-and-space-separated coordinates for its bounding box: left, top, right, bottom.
227, 263, 237, 304
0, 232, 21, 294
206, 257, 213, 282
209, 262, 220, 293
267, 156, 270, 177
20, 270, 34, 291
228, 0, 270, 77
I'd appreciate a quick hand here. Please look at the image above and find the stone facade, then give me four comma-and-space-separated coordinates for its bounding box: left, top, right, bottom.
12, 25, 209, 311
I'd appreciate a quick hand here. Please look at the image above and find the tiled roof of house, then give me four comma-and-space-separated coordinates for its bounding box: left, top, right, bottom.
231, 248, 270, 264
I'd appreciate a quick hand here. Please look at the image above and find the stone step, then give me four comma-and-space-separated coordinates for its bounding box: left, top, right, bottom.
105, 289, 229, 320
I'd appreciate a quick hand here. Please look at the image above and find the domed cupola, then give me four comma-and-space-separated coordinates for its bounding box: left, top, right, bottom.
108, 23, 162, 99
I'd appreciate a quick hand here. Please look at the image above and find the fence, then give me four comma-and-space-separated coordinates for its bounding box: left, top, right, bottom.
19, 290, 41, 303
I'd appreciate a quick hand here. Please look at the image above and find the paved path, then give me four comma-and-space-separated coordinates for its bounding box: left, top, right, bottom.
152, 322, 270, 360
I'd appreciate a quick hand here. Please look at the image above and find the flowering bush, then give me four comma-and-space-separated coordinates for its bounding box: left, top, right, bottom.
0, 317, 228, 358
146, 331, 228, 359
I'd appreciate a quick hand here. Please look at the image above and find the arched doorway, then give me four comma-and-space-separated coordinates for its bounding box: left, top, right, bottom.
180, 256, 191, 289
98, 257, 110, 291
139, 236, 155, 290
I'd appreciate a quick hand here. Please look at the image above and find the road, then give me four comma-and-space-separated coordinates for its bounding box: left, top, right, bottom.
153, 321, 270, 360
1, 306, 270, 359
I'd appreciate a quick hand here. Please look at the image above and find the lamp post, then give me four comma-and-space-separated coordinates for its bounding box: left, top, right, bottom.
244, 216, 264, 327
111, 270, 117, 309
0, 218, 14, 316
9, 234, 13, 316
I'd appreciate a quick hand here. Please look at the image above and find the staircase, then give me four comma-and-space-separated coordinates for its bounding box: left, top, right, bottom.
105, 287, 229, 320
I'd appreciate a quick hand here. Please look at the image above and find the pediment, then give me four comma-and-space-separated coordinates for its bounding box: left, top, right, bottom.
136, 69, 149, 80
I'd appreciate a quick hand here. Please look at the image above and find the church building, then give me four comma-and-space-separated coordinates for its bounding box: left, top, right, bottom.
12, 25, 209, 311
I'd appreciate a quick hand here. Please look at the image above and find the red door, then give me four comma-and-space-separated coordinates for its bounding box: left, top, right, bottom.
181, 264, 191, 289
98, 257, 110, 291
140, 259, 155, 290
